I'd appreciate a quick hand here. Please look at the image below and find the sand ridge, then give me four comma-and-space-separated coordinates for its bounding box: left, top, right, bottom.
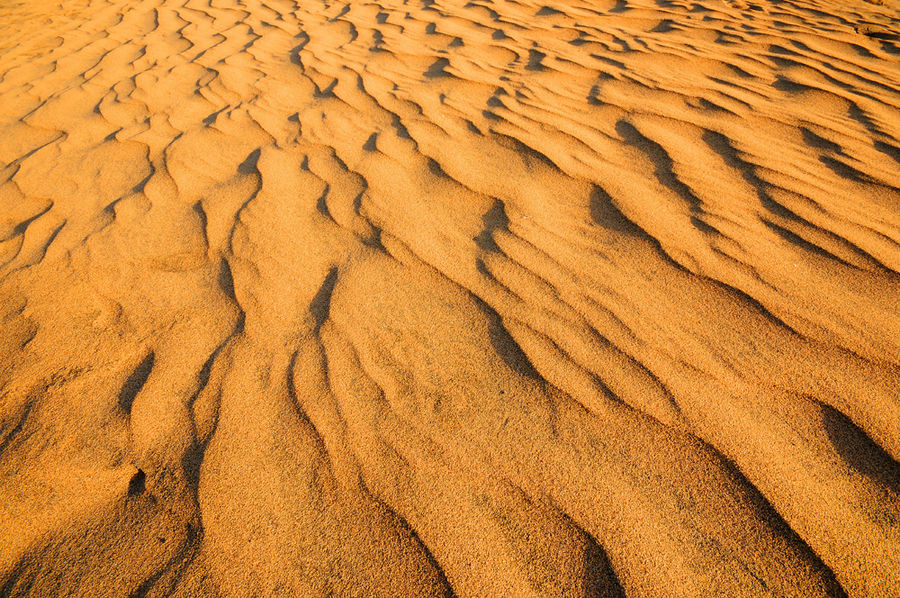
0, 0, 899, 595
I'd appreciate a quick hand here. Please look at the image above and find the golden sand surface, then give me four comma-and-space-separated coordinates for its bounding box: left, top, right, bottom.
1, 0, 899, 595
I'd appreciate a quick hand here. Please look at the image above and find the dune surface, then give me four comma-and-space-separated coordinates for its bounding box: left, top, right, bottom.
1, 0, 899, 595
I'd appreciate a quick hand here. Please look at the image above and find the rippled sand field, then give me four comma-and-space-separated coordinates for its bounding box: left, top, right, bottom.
1, 0, 899, 595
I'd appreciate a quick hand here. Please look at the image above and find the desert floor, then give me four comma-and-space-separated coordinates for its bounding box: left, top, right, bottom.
1, 0, 899, 595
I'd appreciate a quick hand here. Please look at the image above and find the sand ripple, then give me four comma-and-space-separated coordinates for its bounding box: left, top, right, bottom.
1, 0, 899, 595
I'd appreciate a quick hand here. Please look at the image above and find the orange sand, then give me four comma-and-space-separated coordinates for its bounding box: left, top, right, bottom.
1, 0, 899, 595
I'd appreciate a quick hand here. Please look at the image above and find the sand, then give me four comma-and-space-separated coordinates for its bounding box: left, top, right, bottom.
0, 0, 899, 595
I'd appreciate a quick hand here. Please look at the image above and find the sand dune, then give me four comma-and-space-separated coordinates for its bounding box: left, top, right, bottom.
1, 0, 899, 595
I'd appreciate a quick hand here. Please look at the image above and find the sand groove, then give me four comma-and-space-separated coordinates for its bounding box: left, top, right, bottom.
1, 0, 899, 595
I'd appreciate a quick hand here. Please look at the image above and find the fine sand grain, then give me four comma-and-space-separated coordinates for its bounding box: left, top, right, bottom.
1, 0, 899, 595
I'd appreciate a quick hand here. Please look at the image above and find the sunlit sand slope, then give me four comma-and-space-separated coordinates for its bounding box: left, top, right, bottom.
1, 0, 899, 595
